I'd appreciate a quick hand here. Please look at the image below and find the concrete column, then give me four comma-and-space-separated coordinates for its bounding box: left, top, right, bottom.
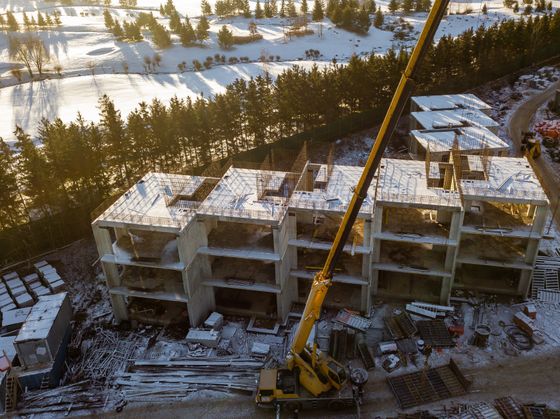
187, 286, 215, 327
532, 205, 548, 235
109, 294, 128, 322
439, 277, 452, 305
518, 269, 532, 298
93, 224, 120, 287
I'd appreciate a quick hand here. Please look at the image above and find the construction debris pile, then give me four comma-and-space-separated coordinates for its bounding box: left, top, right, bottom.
389, 396, 560, 418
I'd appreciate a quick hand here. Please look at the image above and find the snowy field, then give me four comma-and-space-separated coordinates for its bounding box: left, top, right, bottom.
0, 0, 558, 142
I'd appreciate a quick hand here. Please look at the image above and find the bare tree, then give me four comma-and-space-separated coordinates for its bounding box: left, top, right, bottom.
87, 61, 96, 75
8, 34, 50, 77
54, 63, 63, 76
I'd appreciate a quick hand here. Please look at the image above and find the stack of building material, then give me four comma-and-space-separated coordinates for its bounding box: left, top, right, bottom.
34, 262, 65, 293
0, 281, 16, 313
405, 302, 454, 319
531, 256, 560, 298
21, 274, 49, 299
13, 293, 73, 390
1, 307, 32, 333
2, 273, 33, 309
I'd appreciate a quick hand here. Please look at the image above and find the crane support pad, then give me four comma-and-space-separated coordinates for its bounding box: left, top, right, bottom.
387, 360, 471, 409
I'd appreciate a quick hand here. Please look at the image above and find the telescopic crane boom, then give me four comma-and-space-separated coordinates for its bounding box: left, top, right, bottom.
256, 0, 451, 408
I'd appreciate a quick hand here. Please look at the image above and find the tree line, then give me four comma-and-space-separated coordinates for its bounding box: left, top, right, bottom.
1, 11, 560, 260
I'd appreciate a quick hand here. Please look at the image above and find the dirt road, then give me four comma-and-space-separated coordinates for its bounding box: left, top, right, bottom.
111, 349, 560, 418
506, 80, 560, 226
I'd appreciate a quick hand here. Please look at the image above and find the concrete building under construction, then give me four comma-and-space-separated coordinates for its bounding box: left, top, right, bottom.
92, 95, 550, 327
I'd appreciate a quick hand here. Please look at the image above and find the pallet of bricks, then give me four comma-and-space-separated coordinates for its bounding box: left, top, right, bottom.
33, 261, 66, 294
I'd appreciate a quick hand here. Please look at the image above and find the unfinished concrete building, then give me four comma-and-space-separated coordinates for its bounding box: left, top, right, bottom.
93, 156, 548, 325
410, 108, 500, 135
409, 126, 509, 161
92, 94, 549, 325
371, 158, 463, 304
454, 155, 548, 297
410, 94, 492, 114
92, 172, 219, 326
193, 165, 300, 321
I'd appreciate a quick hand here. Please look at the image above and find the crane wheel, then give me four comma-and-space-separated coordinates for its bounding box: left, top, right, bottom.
285, 401, 302, 413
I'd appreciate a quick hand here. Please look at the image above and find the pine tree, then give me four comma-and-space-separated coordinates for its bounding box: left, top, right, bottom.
54, 12, 62, 26
159, 4, 165, 15
242, 0, 252, 17
423, 0, 431, 11
112, 19, 124, 39
270, 0, 278, 15
6, 11, 19, 31
23, 12, 31, 30
103, 9, 114, 29
0, 15, 5, 28
169, 10, 181, 33
0, 139, 23, 229
388, 0, 400, 14
98, 95, 131, 183
196, 15, 210, 41
217, 25, 233, 49
367, 0, 377, 13
256, 0, 264, 18
313, 0, 324, 20
180, 19, 197, 45
287, 0, 297, 17
164, 0, 175, 15
37, 12, 46, 27
15, 127, 56, 217
357, 7, 371, 32
547, 1, 552, 10
374, 9, 384, 27
301, 0, 309, 14
264, 0, 273, 17
482, 3, 488, 13
46, 14, 53, 26
402, 0, 413, 14
152, 22, 172, 48
513, 2, 519, 12
280, 0, 286, 16
201, 0, 212, 15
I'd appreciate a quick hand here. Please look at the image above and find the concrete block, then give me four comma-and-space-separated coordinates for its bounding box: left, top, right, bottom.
49, 280, 66, 293
2, 307, 32, 331
523, 304, 537, 320
34, 286, 51, 297
33, 261, 49, 269
251, 342, 270, 356
6, 279, 22, 290
22, 273, 40, 285
185, 329, 220, 348
2, 272, 19, 281
204, 312, 223, 330
10, 285, 26, 297
15, 293, 34, 308
221, 325, 239, 339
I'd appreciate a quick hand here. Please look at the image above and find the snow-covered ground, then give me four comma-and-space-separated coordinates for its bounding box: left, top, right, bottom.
0, 0, 558, 142
0, 60, 329, 142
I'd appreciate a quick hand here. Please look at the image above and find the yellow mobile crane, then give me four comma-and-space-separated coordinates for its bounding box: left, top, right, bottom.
256, 0, 451, 413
